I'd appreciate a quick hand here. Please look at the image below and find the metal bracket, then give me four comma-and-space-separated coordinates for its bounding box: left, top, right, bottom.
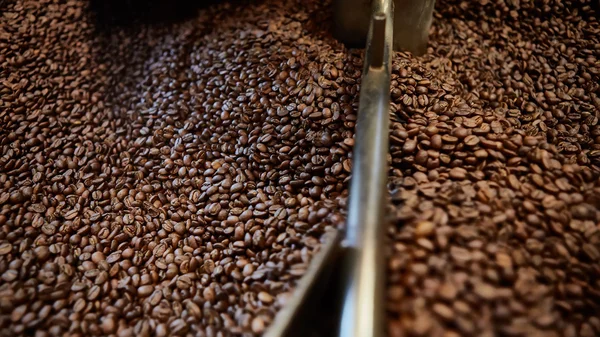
334, 0, 435, 55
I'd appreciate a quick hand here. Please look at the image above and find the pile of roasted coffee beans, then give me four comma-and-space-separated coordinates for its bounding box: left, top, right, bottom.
386, 0, 600, 336
0, 0, 354, 336
0, 0, 599, 336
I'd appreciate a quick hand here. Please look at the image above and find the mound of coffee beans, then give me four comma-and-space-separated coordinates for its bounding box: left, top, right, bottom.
386, 1, 600, 336
0, 0, 354, 336
1, 0, 599, 336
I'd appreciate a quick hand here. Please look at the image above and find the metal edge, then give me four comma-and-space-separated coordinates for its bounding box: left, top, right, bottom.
264, 229, 342, 337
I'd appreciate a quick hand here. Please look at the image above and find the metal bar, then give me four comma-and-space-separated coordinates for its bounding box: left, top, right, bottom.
337, 0, 393, 336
